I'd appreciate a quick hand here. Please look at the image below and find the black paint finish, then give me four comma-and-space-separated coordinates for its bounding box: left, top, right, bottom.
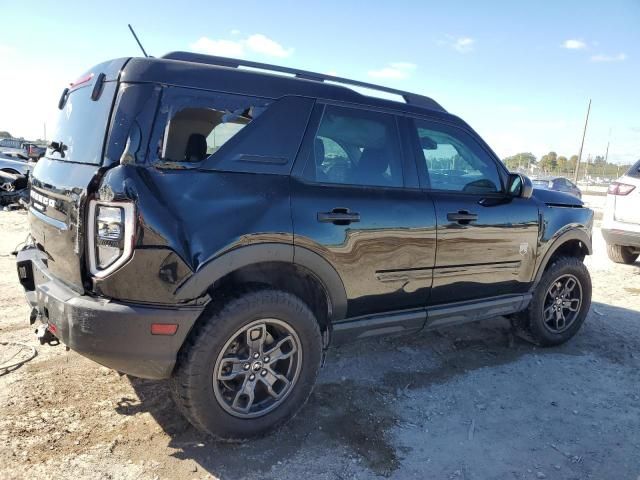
17, 52, 594, 378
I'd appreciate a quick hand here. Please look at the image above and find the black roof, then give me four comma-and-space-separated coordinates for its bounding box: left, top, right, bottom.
119, 52, 455, 120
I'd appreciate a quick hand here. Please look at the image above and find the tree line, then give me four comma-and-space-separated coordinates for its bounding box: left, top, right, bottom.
502, 151, 633, 179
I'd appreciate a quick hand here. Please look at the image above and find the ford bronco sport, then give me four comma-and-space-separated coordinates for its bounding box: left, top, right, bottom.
16, 52, 593, 441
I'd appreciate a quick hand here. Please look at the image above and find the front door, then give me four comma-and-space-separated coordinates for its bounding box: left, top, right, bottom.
408, 117, 540, 305
291, 104, 437, 319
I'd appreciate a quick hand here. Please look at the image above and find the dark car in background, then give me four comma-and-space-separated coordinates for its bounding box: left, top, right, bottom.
532, 176, 582, 199
23, 143, 46, 160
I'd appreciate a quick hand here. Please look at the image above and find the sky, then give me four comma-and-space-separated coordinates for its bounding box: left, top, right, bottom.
0, 0, 638, 164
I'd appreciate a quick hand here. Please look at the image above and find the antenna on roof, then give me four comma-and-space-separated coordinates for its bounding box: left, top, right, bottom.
128, 24, 149, 58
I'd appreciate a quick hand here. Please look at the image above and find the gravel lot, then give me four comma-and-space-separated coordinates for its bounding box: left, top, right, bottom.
1, 209, 639, 480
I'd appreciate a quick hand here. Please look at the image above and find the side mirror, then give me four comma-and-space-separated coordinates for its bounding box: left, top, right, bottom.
507, 173, 533, 199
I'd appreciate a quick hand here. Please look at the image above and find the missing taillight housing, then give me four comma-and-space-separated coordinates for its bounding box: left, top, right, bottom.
88, 200, 135, 277
608, 182, 636, 196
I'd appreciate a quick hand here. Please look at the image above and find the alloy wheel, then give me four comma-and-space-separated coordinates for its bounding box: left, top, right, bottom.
213, 318, 302, 418
543, 274, 583, 333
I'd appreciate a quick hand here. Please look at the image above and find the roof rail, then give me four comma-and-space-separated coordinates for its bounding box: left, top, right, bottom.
161, 51, 445, 112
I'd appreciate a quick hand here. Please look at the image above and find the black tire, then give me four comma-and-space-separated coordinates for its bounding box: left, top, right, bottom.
170, 289, 322, 442
512, 256, 591, 347
606, 243, 639, 265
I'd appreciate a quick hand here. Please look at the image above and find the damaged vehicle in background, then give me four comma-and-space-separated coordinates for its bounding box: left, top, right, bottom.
0, 151, 33, 207
15, 53, 593, 441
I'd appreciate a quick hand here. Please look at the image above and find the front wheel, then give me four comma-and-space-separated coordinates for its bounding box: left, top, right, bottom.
512, 256, 591, 346
170, 289, 322, 441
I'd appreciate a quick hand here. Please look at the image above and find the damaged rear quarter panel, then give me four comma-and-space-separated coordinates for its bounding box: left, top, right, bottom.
93, 164, 293, 304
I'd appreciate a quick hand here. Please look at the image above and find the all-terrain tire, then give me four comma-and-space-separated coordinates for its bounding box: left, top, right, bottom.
606, 243, 639, 265
511, 256, 591, 347
170, 289, 322, 442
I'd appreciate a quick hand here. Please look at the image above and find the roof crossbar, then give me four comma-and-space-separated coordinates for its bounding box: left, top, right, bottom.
161, 51, 444, 111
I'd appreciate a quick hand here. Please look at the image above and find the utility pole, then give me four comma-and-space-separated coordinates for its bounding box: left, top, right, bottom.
574, 99, 591, 183
604, 129, 610, 180
43, 122, 46, 143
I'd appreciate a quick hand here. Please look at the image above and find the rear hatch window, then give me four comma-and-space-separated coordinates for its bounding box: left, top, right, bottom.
47, 78, 117, 165
29, 63, 123, 291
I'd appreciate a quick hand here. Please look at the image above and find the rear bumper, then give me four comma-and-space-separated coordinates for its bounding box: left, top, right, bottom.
601, 227, 640, 249
16, 247, 204, 379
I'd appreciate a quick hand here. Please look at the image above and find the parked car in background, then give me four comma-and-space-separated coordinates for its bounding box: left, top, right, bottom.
602, 160, 640, 264
22, 143, 46, 160
0, 138, 27, 155
0, 150, 33, 206
532, 176, 582, 199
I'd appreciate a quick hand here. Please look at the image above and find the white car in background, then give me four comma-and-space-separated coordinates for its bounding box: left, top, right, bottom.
602, 159, 640, 264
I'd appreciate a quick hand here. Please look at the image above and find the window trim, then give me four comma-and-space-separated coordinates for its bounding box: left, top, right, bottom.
406, 115, 509, 195
293, 102, 412, 190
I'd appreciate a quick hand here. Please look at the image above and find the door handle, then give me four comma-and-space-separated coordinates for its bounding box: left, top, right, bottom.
447, 210, 478, 224
317, 208, 361, 225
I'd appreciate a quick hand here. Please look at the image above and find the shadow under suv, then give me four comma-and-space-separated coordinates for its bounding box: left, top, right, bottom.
16, 52, 593, 440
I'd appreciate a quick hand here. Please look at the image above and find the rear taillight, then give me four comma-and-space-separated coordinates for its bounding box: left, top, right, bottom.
87, 200, 135, 277
608, 182, 636, 196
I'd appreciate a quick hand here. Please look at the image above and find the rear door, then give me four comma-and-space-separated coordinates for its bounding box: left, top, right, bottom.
407, 117, 539, 305
291, 104, 437, 319
28, 60, 127, 291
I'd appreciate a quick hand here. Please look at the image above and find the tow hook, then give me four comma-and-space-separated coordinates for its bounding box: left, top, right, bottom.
35, 324, 59, 346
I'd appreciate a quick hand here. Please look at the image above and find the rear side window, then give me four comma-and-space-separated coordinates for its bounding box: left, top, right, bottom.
304, 105, 404, 188
626, 160, 640, 179
412, 119, 502, 193
161, 103, 267, 162
47, 81, 117, 164
150, 88, 314, 174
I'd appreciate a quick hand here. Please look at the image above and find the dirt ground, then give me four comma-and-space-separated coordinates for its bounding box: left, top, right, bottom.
1, 209, 639, 480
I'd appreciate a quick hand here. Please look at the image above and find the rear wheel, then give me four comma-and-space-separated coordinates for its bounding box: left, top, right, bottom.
606, 243, 639, 264
512, 256, 591, 346
170, 289, 322, 441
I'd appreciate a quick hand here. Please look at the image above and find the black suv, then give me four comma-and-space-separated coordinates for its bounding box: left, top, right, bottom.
16, 52, 593, 441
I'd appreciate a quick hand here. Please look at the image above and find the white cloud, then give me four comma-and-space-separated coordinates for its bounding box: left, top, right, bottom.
562, 39, 586, 50
245, 34, 293, 58
590, 52, 627, 62
368, 62, 416, 80
191, 37, 245, 57
190, 33, 293, 59
453, 37, 475, 53
230, 29, 241, 35
438, 36, 476, 53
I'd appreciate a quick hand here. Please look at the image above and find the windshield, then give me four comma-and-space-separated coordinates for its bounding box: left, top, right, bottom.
46, 81, 116, 165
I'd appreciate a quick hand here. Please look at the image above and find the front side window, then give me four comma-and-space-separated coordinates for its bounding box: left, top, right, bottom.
413, 120, 502, 193
305, 105, 403, 188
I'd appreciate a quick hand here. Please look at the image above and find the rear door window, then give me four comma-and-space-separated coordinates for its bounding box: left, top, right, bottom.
303, 104, 404, 188
47, 81, 117, 164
